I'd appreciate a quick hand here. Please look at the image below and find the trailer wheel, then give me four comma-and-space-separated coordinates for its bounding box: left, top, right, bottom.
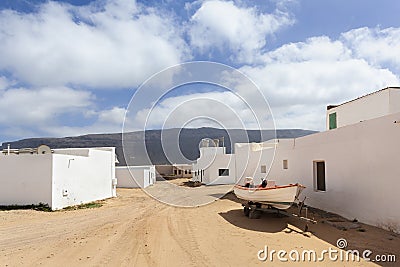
243, 206, 250, 217
249, 209, 262, 219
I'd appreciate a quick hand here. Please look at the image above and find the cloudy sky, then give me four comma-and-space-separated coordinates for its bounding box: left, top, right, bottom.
0, 0, 399, 143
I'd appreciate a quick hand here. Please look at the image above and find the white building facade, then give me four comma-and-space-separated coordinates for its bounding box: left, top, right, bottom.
326, 87, 400, 130
234, 142, 275, 185
192, 87, 400, 231
192, 144, 237, 185
116, 165, 156, 188
268, 110, 400, 231
0, 147, 117, 210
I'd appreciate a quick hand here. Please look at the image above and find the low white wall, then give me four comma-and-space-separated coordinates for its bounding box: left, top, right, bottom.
0, 154, 53, 206
116, 166, 155, 188
268, 112, 400, 230
51, 148, 116, 210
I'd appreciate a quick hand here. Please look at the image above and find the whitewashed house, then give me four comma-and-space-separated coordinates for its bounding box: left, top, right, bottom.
266, 87, 400, 230
234, 142, 275, 184
192, 139, 236, 185
116, 165, 156, 188
326, 87, 400, 129
0, 147, 117, 210
192, 87, 400, 231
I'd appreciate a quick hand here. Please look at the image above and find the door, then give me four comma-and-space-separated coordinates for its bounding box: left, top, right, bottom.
314, 161, 326, 191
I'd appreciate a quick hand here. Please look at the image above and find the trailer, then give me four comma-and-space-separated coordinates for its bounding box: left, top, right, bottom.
241, 197, 317, 232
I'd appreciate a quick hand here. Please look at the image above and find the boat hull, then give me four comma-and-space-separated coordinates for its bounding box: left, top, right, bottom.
234, 184, 304, 210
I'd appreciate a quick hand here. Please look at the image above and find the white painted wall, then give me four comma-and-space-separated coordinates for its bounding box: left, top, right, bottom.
268, 112, 400, 230
0, 154, 53, 206
51, 148, 116, 210
116, 165, 155, 188
0, 147, 116, 210
235, 142, 275, 185
389, 88, 400, 114
326, 87, 400, 130
193, 147, 236, 185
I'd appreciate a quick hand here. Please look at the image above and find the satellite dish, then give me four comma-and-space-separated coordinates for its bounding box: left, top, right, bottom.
37, 145, 51, 154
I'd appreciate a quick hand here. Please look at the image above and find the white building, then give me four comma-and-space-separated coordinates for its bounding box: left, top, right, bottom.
192, 87, 400, 231
267, 110, 400, 230
234, 142, 275, 185
267, 87, 400, 230
326, 86, 400, 130
116, 165, 156, 188
0, 147, 117, 210
192, 139, 236, 185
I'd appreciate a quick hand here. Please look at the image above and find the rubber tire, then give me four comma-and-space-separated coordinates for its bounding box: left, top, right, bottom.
249, 209, 262, 219
244, 206, 250, 217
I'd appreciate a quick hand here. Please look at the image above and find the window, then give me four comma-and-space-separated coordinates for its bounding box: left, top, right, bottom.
314, 161, 326, 191
219, 169, 229, 176
178, 170, 182, 175
185, 170, 187, 175
329, 112, 337, 130
283, 160, 288, 169
174, 170, 177, 175
189, 170, 191, 174
260, 165, 267, 173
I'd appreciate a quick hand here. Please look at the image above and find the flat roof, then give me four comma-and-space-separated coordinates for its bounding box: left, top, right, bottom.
327, 86, 400, 110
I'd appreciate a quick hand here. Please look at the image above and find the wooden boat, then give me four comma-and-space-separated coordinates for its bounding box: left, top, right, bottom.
234, 179, 305, 210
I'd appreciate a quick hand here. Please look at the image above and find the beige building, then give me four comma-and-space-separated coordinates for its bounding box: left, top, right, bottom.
172, 164, 192, 178
156, 164, 192, 179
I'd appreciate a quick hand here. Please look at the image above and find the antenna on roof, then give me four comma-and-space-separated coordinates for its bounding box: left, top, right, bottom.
37, 145, 51, 154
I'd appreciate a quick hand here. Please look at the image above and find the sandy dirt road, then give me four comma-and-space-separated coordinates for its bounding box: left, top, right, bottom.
0, 185, 398, 266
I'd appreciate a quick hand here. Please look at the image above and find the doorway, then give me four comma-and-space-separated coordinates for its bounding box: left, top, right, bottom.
314, 161, 326, 191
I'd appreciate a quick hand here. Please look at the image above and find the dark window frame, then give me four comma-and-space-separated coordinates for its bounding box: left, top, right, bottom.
218, 168, 229, 176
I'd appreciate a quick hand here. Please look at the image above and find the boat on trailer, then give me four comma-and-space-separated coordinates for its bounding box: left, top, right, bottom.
233, 177, 317, 232
234, 178, 305, 210
234, 178, 316, 230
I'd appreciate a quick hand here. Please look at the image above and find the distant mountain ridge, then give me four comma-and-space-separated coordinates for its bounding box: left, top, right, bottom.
1, 128, 317, 165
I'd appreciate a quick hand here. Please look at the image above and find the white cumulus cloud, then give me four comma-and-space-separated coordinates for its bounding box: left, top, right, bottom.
188, 0, 294, 64
0, 0, 190, 88
341, 27, 400, 70
240, 31, 400, 130
0, 85, 95, 138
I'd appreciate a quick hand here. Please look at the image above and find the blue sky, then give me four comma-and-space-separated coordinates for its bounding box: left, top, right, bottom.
0, 0, 399, 143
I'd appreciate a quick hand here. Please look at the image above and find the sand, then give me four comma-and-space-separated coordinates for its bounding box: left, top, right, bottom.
0, 185, 398, 266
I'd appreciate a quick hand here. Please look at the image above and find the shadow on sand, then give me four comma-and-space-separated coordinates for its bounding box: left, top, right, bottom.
219, 208, 311, 237
218, 192, 400, 266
